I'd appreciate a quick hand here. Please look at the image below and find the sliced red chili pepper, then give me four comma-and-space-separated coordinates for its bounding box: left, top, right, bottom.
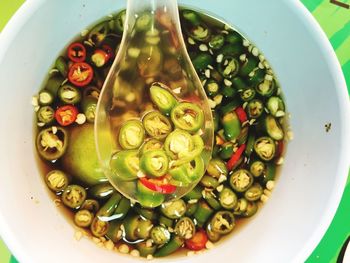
91, 49, 110, 67
67, 42, 86, 63
275, 140, 284, 160
185, 229, 208, 251
139, 177, 176, 194
235, 107, 248, 123
227, 144, 246, 171
68, 62, 94, 87
55, 105, 78, 126
102, 44, 114, 60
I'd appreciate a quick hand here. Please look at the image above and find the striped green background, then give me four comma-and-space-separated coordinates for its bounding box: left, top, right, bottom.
0, 0, 349, 262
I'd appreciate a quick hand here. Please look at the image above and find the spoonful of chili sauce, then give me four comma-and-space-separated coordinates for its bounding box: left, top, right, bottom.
95, 0, 214, 207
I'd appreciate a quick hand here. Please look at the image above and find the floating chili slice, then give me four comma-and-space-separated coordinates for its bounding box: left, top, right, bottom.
185, 229, 208, 251
68, 62, 94, 87
235, 107, 248, 123
226, 144, 246, 171
139, 177, 176, 194
67, 42, 86, 63
55, 105, 78, 126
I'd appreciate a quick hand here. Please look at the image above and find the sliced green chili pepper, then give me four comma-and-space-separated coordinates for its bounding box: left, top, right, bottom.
96, 192, 122, 218
88, 21, 110, 45
237, 126, 249, 145
219, 98, 241, 115
210, 211, 235, 234
136, 241, 157, 257
240, 56, 259, 77
207, 159, 228, 179
106, 220, 123, 242
110, 150, 139, 181
182, 10, 201, 26
239, 87, 256, 102
112, 197, 131, 220
219, 187, 238, 209
133, 205, 156, 221
192, 53, 214, 71
245, 133, 256, 157
225, 31, 242, 45
140, 139, 163, 155
183, 185, 203, 201
164, 129, 193, 160
233, 198, 248, 215
206, 223, 221, 242
81, 199, 100, 213
264, 115, 284, 141
263, 162, 276, 184
169, 156, 205, 186
244, 184, 263, 201
135, 12, 153, 32
193, 201, 214, 227
229, 169, 254, 193
219, 56, 239, 79
36, 126, 68, 161
55, 56, 68, 77
247, 68, 265, 86
219, 44, 243, 57
37, 106, 55, 125
58, 84, 81, 105
123, 214, 140, 241
159, 215, 173, 228
247, 99, 263, 119
62, 184, 86, 209
200, 175, 219, 189
254, 136, 276, 161
205, 79, 220, 97
243, 201, 258, 217
187, 21, 211, 42
38, 89, 54, 106
186, 202, 199, 217
150, 82, 178, 116
118, 120, 145, 150
81, 95, 97, 123
136, 180, 165, 208
222, 111, 241, 141
221, 86, 237, 99
113, 9, 126, 34
154, 235, 184, 257
151, 226, 171, 245
171, 102, 204, 133
231, 77, 247, 90
175, 217, 196, 239
204, 193, 222, 210
90, 217, 109, 237
143, 111, 172, 139
209, 34, 225, 50
45, 170, 70, 192
88, 182, 115, 200
136, 218, 153, 239
140, 150, 168, 178
45, 75, 64, 98
219, 142, 234, 160
138, 45, 162, 78
267, 96, 285, 117
161, 199, 186, 219
256, 79, 276, 97
249, 159, 266, 177
74, 209, 94, 227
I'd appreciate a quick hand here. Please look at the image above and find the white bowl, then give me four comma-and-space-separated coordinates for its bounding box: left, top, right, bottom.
0, 0, 349, 262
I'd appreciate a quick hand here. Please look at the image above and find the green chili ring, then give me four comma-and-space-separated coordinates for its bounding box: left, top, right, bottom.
143, 111, 172, 139
118, 119, 145, 150
254, 136, 276, 161
210, 211, 235, 234
171, 102, 204, 133
229, 169, 254, 193
140, 150, 169, 178
61, 184, 87, 209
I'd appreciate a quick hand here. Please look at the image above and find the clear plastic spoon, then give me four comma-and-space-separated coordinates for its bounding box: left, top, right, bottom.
95, 0, 213, 207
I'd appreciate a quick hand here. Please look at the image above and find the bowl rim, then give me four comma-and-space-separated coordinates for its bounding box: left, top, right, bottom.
0, 0, 349, 262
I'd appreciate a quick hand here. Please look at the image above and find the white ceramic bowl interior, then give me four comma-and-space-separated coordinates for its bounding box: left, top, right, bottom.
0, 0, 349, 262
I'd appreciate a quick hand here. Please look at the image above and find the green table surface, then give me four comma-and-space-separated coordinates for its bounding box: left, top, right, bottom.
0, 0, 349, 262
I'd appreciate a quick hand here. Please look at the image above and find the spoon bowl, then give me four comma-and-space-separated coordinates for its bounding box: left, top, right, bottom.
95, 0, 214, 207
